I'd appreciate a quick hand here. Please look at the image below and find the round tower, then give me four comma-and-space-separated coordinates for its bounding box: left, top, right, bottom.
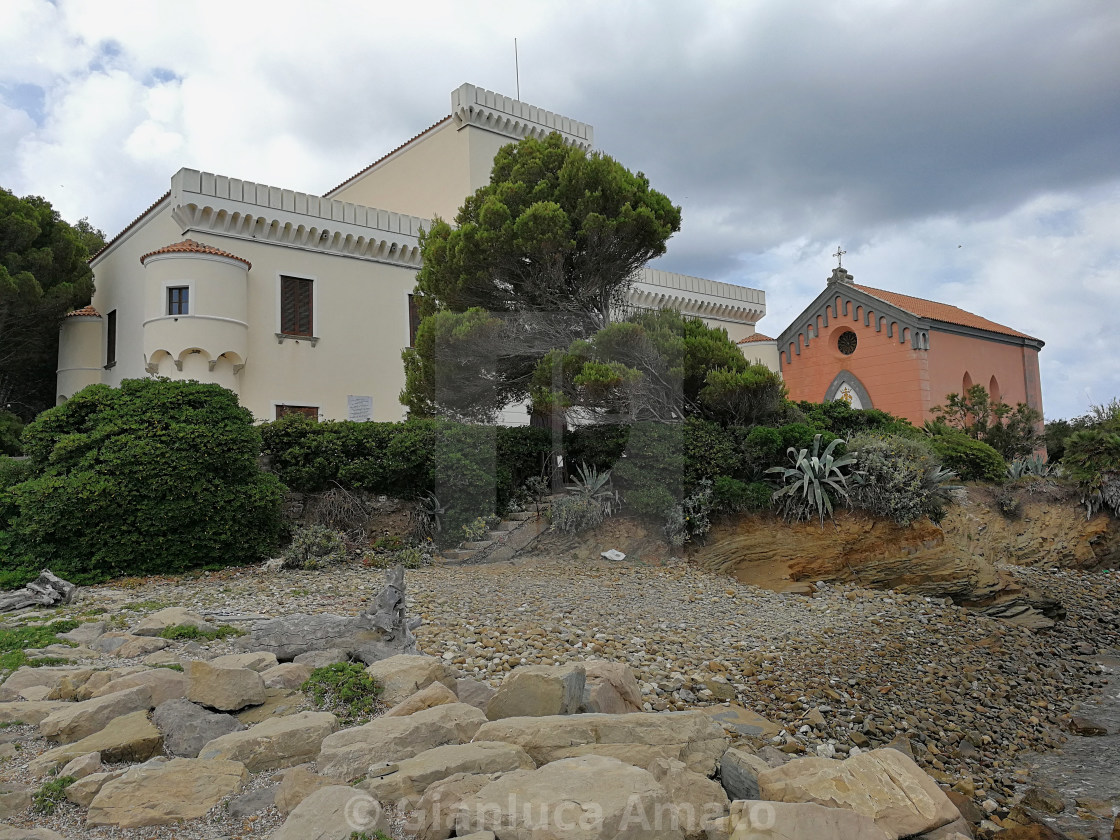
139, 239, 250, 393
56, 305, 104, 403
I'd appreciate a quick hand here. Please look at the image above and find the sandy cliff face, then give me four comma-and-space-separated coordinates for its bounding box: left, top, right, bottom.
693, 483, 1118, 603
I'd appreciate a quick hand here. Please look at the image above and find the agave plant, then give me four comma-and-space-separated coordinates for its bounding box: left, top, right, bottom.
1006, 453, 1055, 479
766, 435, 857, 525
571, 461, 621, 516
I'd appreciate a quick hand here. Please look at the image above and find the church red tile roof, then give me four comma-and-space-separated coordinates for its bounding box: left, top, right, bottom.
738, 332, 775, 343
852, 283, 1037, 341
324, 115, 454, 198
140, 239, 252, 269
65, 305, 100, 318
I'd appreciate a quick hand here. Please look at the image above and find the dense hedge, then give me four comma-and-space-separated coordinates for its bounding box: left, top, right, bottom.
1, 379, 285, 588
260, 416, 550, 534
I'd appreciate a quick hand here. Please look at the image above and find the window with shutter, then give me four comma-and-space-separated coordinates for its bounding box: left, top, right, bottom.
280, 276, 314, 336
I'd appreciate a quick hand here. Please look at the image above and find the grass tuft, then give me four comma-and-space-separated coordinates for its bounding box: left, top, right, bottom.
302, 662, 383, 725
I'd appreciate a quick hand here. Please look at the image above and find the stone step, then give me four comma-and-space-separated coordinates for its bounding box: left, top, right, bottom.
436, 549, 475, 564
489, 521, 518, 533
506, 512, 536, 521
461, 540, 493, 551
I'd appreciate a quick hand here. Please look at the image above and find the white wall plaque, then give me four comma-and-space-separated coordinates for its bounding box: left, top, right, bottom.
347, 395, 373, 422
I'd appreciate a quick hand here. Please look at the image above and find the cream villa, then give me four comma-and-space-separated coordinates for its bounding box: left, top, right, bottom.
58, 84, 777, 422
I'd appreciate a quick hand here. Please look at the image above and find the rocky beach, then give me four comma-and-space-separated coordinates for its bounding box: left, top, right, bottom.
1, 548, 1114, 839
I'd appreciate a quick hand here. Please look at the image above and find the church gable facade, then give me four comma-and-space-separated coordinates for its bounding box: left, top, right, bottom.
777, 267, 1044, 425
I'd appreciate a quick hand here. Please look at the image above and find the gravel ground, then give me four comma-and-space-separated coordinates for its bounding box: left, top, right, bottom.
3, 556, 1118, 838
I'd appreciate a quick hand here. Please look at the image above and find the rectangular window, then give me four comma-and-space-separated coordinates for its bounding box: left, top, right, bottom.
168, 286, 189, 316
275, 404, 319, 421
408, 293, 421, 348
105, 310, 117, 368
280, 276, 313, 336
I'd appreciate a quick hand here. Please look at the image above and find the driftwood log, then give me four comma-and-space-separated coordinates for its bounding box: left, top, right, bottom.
242, 566, 420, 663
0, 569, 78, 612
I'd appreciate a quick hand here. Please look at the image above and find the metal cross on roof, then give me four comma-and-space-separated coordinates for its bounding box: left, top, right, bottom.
833, 246, 846, 268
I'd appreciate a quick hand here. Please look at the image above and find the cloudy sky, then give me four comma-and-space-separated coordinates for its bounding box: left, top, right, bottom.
3, 0, 1118, 420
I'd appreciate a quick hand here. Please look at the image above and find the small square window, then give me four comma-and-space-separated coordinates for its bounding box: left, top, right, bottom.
168, 286, 189, 316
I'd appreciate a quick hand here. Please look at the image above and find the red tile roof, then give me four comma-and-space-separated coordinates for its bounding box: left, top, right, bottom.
89, 191, 171, 263
140, 239, 252, 269
65, 305, 100, 318
852, 283, 1037, 340
323, 115, 453, 198
739, 332, 775, 343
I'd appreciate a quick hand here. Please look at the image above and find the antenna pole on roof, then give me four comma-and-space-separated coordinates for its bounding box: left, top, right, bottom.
515, 38, 521, 100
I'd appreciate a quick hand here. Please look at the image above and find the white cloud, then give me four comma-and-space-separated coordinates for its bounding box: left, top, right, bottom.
2, 0, 1118, 418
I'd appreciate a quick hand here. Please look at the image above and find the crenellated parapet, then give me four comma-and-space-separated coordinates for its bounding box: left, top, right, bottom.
629, 268, 766, 325
451, 83, 594, 151
169, 169, 426, 267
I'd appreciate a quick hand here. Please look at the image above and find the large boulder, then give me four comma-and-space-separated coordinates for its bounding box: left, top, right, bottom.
485, 664, 586, 720
472, 710, 730, 775
59, 751, 102, 780
365, 654, 459, 705
90, 668, 189, 706
236, 687, 303, 723
318, 703, 486, 782
0, 824, 68, 840
384, 681, 459, 717
456, 677, 497, 711
261, 662, 312, 690
86, 757, 248, 827
758, 748, 961, 839
130, 607, 212, 637
726, 799, 893, 840
648, 758, 730, 840
719, 747, 771, 801
415, 773, 494, 840
209, 651, 279, 671
198, 711, 337, 772
30, 711, 162, 775
366, 741, 535, 804
582, 661, 644, 714
187, 660, 266, 711
0, 667, 95, 702
275, 765, 335, 815
0, 701, 71, 726
0, 785, 31, 820
455, 754, 685, 840
65, 769, 126, 807
152, 698, 246, 758
74, 666, 147, 700
271, 785, 388, 840
39, 685, 153, 743
89, 632, 170, 658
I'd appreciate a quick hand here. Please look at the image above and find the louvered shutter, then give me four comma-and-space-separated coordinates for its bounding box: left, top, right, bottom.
297, 279, 312, 336
280, 276, 298, 334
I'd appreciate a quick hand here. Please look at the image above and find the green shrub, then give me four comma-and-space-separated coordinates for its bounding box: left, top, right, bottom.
32, 775, 76, 814
796, 401, 917, 439
613, 422, 684, 518
768, 435, 856, 524
361, 546, 427, 569
742, 426, 783, 475
0, 412, 23, 457
776, 423, 838, 461
281, 524, 348, 570
2, 379, 284, 586
683, 418, 745, 487
1061, 429, 1120, 516
550, 494, 607, 534
302, 662, 382, 726
565, 424, 631, 473
712, 476, 771, 513
847, 434, 957, 525
928, 431, 1005, 482
664, 479, 714, 546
